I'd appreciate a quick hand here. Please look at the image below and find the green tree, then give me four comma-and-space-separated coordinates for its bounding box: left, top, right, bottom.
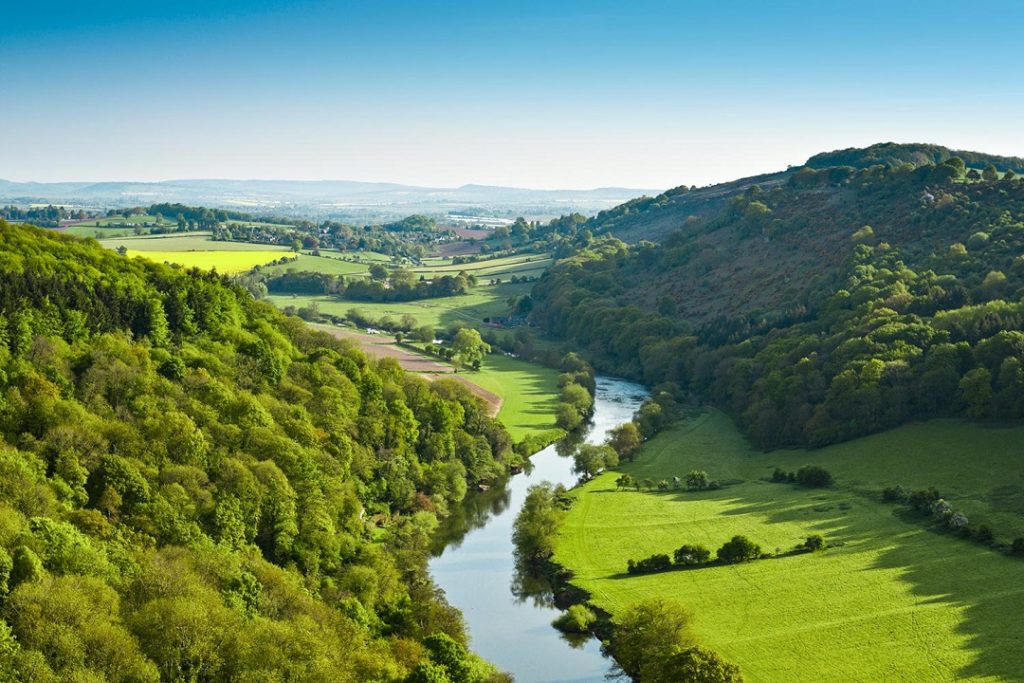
607, 422, 642, 461
656, 646, 744, 683
716, 535, 761, 564
451, 328, 490, 370
611, 599, 693, 681
512, 484, 565, 564
960, 367, 993, 418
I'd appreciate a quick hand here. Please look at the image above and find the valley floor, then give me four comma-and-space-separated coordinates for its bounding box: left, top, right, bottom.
555, 410, 1024, 682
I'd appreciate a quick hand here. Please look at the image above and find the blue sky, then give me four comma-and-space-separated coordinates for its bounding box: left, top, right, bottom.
2, 1, 1022, 188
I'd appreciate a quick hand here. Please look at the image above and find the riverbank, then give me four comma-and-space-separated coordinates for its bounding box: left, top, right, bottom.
429, 377, 648, 683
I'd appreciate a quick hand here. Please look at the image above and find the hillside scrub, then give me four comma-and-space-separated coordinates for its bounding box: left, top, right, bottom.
0, 222, 514, 681
531, 158, 1024, 448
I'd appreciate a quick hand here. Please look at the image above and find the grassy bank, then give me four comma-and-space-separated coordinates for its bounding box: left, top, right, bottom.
554, 410, 1024, 682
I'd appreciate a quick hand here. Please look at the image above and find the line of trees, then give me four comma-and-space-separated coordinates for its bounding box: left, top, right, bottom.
627, 533, 827, 575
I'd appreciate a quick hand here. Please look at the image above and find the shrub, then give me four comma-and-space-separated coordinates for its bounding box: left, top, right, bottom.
802, 535, 826, 552
974, 525, 994, 544
795, 465, 833, 488
673, 544, 711, 566
685, 470, 710, 490
770, 468, 789, 483
1011, 538, 1024, 556
627, 553, 673, 575
881, 485, 907, 503
908, 488, 940, 513
716, 536, 761, 564
551, 604, 597, 633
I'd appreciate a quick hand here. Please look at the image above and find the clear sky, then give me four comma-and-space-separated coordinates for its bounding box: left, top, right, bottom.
2, 0, 1022, 189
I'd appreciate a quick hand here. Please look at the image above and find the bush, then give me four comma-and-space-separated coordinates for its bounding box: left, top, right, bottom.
770, 468, 788, 483
881, 485, 907, 503
1011, 538, 1024, 556
802, 534, 826, 552
673, 544, 711, 566
716, 536, 761, 564
974, 525, 994, 544
908, 487, 940, 513
627, 553, 673, 575
795, 465, 833, 488
685, 470, 710, 490
551, 604, 597, 633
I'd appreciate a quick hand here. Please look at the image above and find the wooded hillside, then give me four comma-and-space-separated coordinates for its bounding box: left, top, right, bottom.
0, 222, 511, 682
532, 146, 1024, 449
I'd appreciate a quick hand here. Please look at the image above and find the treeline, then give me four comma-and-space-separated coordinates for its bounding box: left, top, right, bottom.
805, 142, 1024, 173
531, 164, 1024, 448
1, 204, 89, 227
256, 268, 475, 302
0, 222, 515, 682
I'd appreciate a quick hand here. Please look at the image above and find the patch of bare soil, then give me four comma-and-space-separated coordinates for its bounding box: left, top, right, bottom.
313, 325, 502, 416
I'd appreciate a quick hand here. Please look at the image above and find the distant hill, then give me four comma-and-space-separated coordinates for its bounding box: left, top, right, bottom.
531, 143, 1024, 448
0, 177, 659, 221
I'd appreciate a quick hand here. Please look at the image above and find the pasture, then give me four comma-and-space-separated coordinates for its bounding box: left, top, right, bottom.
555, 410, 1024, 682
463, 354, 563, 443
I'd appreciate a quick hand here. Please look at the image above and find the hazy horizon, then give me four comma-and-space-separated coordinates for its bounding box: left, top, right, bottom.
3, 1, 1023, 189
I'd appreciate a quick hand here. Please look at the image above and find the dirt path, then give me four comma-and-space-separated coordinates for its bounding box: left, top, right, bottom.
313, 324, 503, 417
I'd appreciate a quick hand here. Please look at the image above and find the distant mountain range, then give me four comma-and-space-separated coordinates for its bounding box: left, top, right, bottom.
0, 178, 660, 221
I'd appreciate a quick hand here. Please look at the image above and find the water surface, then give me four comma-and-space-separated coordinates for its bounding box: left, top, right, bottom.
430, 376, 648, 683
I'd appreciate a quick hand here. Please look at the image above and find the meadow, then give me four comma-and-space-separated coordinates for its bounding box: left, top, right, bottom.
555, 410, 1024, 682
463, 354, 563, 443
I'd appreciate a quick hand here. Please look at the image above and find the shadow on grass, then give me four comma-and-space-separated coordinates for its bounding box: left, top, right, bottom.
607, 479, 1024, 680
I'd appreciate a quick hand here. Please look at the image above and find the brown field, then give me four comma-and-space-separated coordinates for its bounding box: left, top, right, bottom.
313, 324, 502, 416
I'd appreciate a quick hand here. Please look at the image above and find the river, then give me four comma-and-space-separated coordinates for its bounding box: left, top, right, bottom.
429, 376, 649, 683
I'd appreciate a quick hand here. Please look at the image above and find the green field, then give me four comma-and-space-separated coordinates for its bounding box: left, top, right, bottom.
127, 250, 288, 273
555, 410, 1024, 682
260, 253, 375, 276
464, 354, 563, 442
267, 282, 532, 330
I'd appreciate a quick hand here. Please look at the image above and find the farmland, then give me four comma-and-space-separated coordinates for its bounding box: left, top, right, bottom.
555, 410, 1024, 682
126, 250, 288, 273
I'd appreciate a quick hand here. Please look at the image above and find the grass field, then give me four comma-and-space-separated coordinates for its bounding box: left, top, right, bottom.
260, 253, 374, 276
555, 410, 1024, 682
462, 354, 563, 443
64, 225, 141, 238
267, 282, 532, 330
127, 250, 287, 273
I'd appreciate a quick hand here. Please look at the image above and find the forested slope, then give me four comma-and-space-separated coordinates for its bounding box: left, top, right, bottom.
0, 222, 512, 682
531, 147, 1024, 449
